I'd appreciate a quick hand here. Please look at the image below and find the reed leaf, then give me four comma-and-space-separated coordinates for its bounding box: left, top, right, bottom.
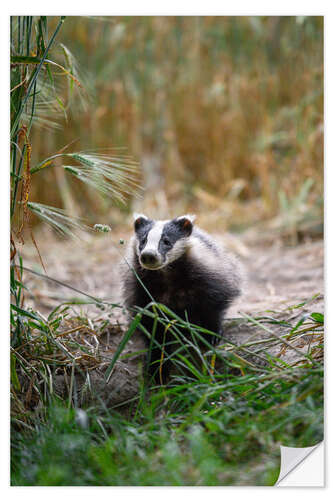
30, 150, 141, 204
10, 16, 66, 139
27, 201, 90, 238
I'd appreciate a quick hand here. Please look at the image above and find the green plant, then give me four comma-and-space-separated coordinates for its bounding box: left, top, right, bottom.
10, 299, 323, 486
10, 16, 140, 426
10, 17, 139, 293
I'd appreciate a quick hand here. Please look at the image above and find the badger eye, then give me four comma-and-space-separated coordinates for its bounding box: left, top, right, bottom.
162, 237, 171, 246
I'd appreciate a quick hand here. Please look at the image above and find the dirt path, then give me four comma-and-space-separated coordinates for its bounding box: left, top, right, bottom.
20, 229, 324, 406
22, 228, 324, 317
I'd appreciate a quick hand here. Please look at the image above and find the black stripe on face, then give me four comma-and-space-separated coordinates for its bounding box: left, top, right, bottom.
135, 220, 154, 252
158, 219, 192, 257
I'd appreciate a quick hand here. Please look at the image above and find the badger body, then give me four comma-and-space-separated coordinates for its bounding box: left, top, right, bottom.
122, 214, 242, 382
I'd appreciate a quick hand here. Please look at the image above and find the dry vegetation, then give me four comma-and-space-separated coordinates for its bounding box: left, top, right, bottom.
26, 16, 323, 234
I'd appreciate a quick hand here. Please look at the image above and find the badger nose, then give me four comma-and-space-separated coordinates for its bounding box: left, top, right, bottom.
141, 251, 158, 266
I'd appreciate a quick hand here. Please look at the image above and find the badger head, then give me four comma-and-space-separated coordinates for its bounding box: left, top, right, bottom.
133, 213, 196, 270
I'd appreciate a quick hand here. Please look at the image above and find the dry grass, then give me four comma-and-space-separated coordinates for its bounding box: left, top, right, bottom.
11, 290, 323, 419
26, 16, 323, 233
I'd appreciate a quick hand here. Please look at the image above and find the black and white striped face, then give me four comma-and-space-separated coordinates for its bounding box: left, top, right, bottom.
133, 214, 196, 270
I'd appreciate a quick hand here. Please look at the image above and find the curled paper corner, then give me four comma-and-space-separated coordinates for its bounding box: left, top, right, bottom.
276, 441, 324, 486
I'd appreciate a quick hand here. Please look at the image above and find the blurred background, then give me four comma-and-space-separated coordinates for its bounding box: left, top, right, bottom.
24, 16, 324, 239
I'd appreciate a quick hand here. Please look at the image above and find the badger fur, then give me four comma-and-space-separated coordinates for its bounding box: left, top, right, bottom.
122, 213, 242, 382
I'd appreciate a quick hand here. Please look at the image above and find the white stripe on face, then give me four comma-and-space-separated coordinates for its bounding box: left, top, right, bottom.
144, 221, 165, 253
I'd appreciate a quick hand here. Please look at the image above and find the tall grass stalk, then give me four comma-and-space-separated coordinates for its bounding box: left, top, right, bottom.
11, 16, 140, 241
10, 16, 141, 430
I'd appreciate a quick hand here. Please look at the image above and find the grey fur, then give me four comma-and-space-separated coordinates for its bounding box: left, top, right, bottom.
122, 215, 243, 382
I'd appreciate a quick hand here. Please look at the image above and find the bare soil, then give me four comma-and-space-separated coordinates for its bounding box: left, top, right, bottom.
20, 228, 324, 406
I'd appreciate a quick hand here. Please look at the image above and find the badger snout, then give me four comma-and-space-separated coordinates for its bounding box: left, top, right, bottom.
140, 250, 162, 269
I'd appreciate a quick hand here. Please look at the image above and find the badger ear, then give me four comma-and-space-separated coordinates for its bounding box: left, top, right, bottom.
174, 214, 196, 236
133, 213, 151, 232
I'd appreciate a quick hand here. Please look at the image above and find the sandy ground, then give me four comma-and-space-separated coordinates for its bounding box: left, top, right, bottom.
21, 227, 324, 317
19, 228, 324, 406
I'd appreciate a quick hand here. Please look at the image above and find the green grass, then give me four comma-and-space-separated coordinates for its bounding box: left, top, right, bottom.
11, 364, 323, 486
10, 295, 324, 486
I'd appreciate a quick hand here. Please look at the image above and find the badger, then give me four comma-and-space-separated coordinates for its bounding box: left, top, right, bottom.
122, 213, 242, 383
